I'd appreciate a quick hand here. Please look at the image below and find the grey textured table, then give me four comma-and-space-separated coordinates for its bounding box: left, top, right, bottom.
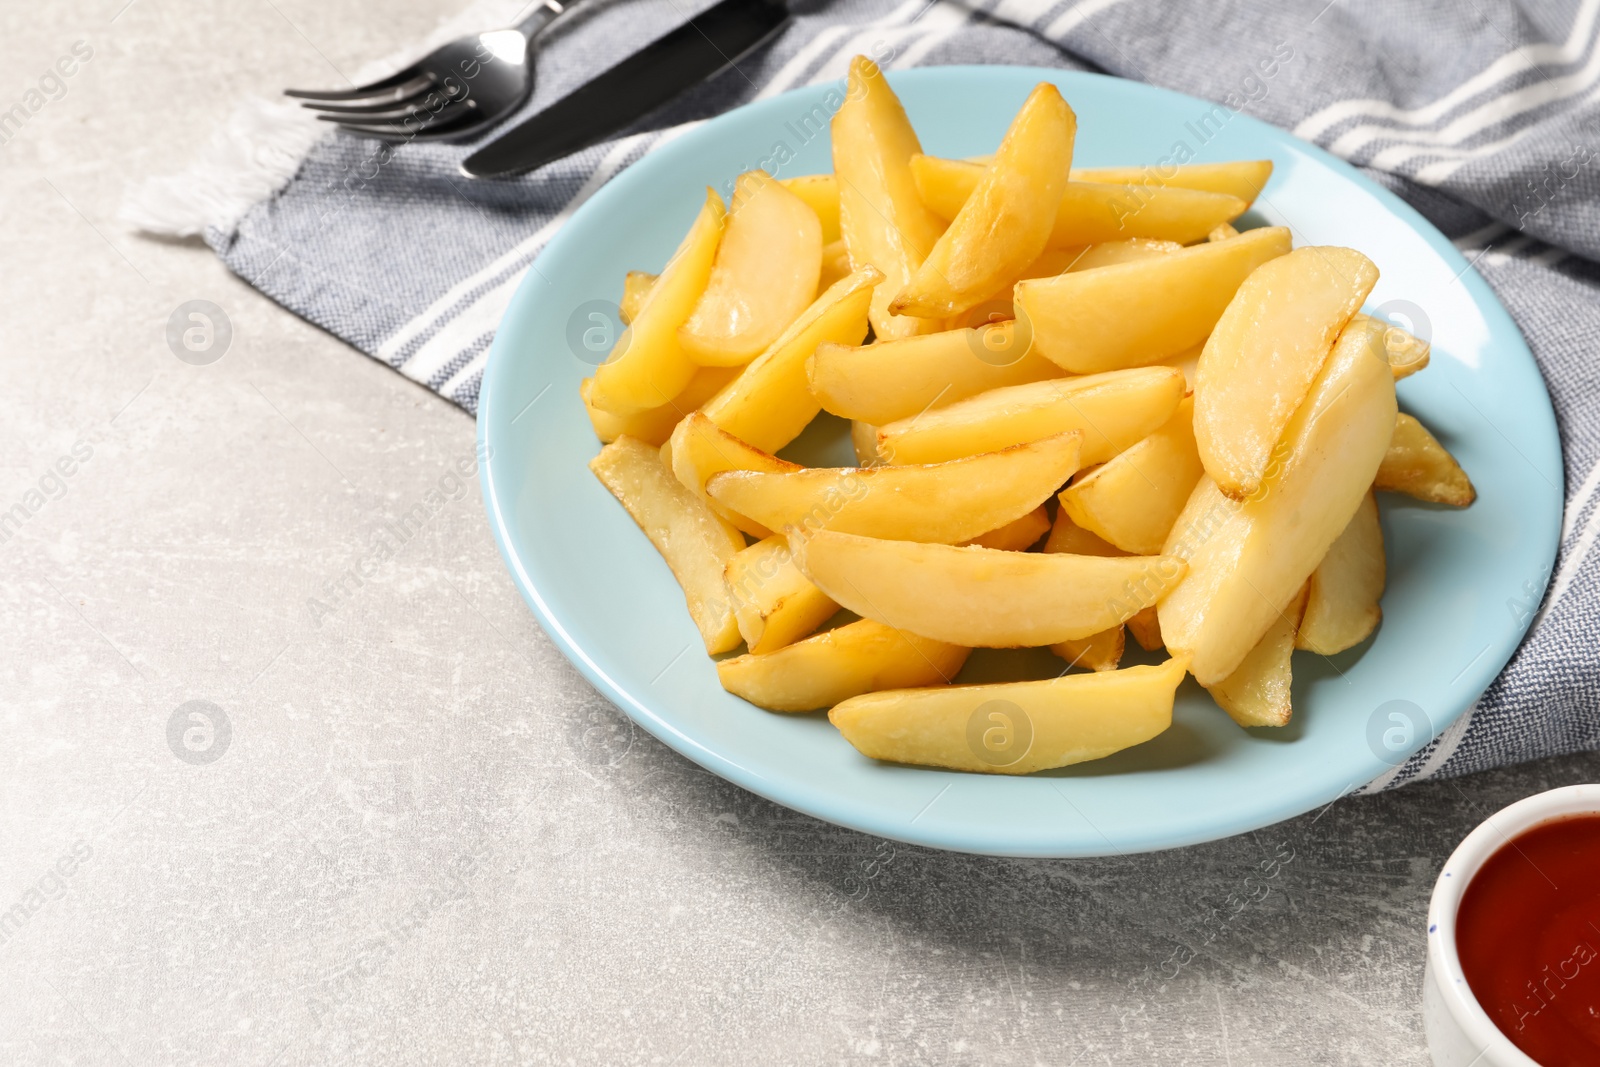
3, 1, 1597, 1063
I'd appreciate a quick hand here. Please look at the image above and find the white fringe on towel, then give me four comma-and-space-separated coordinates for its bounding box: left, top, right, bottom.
119, 98, 326, 237
120, 0, 528, 238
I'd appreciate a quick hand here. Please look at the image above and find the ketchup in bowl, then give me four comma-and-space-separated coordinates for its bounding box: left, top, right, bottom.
1456, 813, 1600, 1066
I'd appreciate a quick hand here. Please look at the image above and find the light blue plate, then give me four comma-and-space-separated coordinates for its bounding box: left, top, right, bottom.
479, 67, 1562, 857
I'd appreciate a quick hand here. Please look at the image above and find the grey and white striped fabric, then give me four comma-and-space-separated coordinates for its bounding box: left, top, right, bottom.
202, 0, 1600, 788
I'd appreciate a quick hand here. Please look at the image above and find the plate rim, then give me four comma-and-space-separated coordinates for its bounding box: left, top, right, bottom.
477, 65, 1563, 857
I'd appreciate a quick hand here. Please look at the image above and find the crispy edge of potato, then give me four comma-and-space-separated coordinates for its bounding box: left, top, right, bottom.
1375, 413, 1476, 506
589, 435, 744, 653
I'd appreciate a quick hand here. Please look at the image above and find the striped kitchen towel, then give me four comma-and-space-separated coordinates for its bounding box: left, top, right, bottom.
126, 0, 1600, 788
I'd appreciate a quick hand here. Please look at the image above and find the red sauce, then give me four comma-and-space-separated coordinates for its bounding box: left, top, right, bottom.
1456, 813, 1600, 1066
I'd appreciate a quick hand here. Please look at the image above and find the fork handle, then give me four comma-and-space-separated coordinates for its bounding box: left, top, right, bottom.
514, 0, 575, 40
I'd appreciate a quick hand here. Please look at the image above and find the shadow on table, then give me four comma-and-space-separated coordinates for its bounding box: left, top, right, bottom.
617, 715, 1598, 1057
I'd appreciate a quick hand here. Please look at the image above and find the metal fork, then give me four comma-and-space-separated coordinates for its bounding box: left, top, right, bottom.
285, 0, 582, 143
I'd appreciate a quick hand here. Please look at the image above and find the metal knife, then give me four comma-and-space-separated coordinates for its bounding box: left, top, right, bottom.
461, 0, 790, 178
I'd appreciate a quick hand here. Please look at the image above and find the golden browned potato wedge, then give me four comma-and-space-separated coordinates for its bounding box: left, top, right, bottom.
982, 239, 1180, 321
1070, 160, 1273, 203
620, 271, 656, 325
1207, 584, 1309, 728
700, 267, 879, 452
580, 366, 740, 447
1014, 227, 1292, 374
591, 189, 725, 413
1059, 396, 1204, 555
708, 432, 1081, 544
910, 155, 1248, 247
809, 321, 1062, 425
791, 530, 1185, 646
1375, 413, 1475, 506
1051, 625, 1125, 673
829, 656, 1188, 774
718, 618, 969, 712
876, 365, 1185, 466
850, 420, 883, 466
590, 436, 744, 653
724, 535, 839, 654
1298, 491, 1385, 655
1044, 509, 1125, 556
892, 84, 1076, 318
832, 56, 946, 341
1126, 606, 1163, 651
1194, 246, 1379, 500
817, 238, 852, 293
963, 506, 1051, 551
680, 171, 823, 367
667, 412, 800, 537
780, 173, 841, 244
1158, 319, 1398, 685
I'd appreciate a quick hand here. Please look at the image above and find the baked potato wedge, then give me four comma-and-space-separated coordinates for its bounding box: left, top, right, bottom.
1297, 491, 1385, 655
893, 84, 1076, 318
832, 56, 946, 341
1158, 318, 1398, 685
591, 189, 725, 413
1059, 396, 1204, 555
1375, 413, 1475, 506
1014, 226, 1292, 374
718, 619, 968, 712
590, 436, 744, 653
1193, 246, 1378, 500
724, 535, 839, 654
680, 171, 823, 367
707, 431, 1082, 544
791, 530, 1185, 647
829, 656, 1188, 774
877, 366, 1185, 466
699, 267, 879, 452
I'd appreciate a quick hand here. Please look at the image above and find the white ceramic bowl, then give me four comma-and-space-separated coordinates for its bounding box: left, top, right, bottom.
1424, 783, 1600, 1066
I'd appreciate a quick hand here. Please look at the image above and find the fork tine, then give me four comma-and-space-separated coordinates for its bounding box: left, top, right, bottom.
285, 72, 435, 107
296, 80, 443, 116
320, 98, 476, 128
327, 103, 484, 142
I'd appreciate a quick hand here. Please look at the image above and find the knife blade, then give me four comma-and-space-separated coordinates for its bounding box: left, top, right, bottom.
462, 0, 790, 179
